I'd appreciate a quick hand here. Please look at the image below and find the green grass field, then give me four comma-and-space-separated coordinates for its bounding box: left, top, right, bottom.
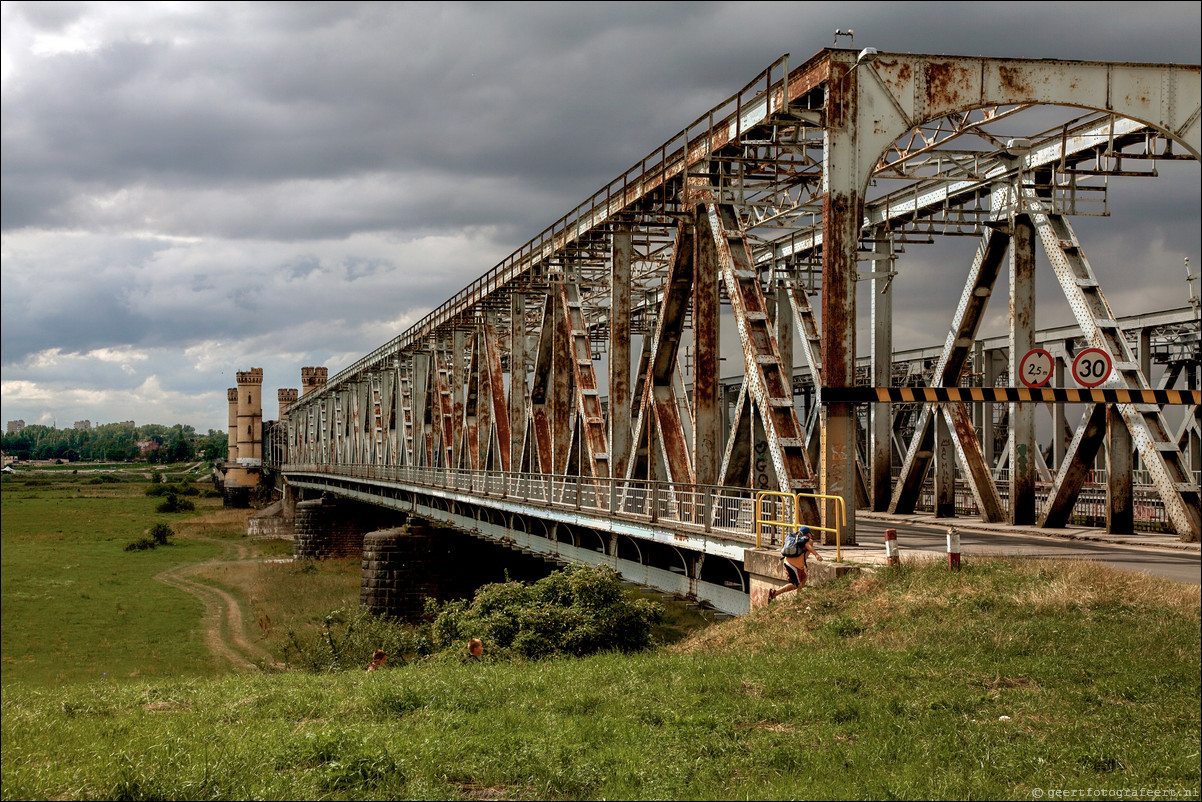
1, 469, 233, 684
2, 468, 1199, 800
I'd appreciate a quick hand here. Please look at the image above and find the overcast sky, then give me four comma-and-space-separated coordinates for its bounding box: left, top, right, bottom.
2, 1, 1199, 434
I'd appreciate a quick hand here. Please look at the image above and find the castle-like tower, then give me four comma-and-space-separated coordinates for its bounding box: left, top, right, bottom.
226, 388, 239, 464
300, 366, 328, 395
236, 368, 264, 466
278, 388, 299, 421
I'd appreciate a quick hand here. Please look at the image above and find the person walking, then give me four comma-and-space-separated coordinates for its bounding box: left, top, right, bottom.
768, 526, 823, 602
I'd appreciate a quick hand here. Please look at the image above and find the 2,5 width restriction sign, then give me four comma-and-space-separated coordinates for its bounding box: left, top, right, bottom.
1018, 348, 1054, 388
1072, 348, 1113, 388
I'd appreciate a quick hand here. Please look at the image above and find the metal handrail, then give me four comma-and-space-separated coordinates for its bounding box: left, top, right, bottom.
753, 490, 847, 562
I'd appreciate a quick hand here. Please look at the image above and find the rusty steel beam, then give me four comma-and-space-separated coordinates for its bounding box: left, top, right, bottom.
551, 283, 574, 475
1009, 213, 1037, 526
693, 206, 722, 487
529, 295, 556, 474
706, 200, 818, 523
870, 232, 894, 512
483, 318, 511, 473
509, 292, 527, 471
1107, 404, 1134, 534
462, 333, 480, 470
558, 280, 610, 478
626, 220, 696, 485
610, 227, 633, 479
452, 330, 466, 470
718, 380, 752, 487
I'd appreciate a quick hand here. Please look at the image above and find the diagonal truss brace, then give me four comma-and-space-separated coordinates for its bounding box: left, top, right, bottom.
626, 220, 695, 485
1026, 199, 1201, 540
890, 227, 1010, 520
705, 202, 817, 507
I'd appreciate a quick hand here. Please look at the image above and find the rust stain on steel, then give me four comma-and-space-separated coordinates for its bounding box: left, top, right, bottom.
924, 61, 966, 111
820, 191, 855, 388
558, 281, 610, 478
875, 58, 912, 96
484, 322, 511, 472
996, 65, 1031, 97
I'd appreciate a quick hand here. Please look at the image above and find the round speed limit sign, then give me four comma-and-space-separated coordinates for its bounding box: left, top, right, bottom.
1071, 348, 1113, 388
1018, 348, 1054, 388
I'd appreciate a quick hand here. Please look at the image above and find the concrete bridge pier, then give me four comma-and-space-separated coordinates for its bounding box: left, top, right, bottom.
361, 523, 439, 620
293, 497, 404, 561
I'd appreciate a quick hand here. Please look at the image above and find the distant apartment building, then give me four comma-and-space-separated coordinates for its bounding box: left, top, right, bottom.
118, 420, 135, 428
73, 420, 92, 430
6, 420, 26, 434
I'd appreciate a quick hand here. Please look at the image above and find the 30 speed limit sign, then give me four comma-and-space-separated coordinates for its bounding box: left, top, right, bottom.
1071, 348, 1113, 388
1018, 348, 1054, 388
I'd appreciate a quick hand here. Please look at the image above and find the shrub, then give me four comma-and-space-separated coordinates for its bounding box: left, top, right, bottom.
156, 493, 195, 513
427, 564, 663, 660
149, 523, 174, 545
124, 537, 156, 552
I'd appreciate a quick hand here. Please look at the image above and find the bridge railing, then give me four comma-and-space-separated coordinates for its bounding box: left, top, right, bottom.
282, 462, 777, 545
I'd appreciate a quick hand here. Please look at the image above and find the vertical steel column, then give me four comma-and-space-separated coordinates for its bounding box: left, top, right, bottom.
551, 281, 573, 473
509, 292, 527, 471
820, 59, 860, 545
871, 232, 893, 511
1052, 355, 1067, 471
610, 228, 633, 479
982, 350, 1000, 468
1106, 404, 1134, 533
934, 408, 955, 518
452, 329, 466, 470
693, 208, 721, 486
1009, 214, 1037, 525
484, 315, 511, 472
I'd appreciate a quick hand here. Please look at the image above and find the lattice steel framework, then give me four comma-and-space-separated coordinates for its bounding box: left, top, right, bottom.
274, 50, 1201, 543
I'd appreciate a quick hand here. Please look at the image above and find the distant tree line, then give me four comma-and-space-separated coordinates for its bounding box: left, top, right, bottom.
1, 423, 227, 463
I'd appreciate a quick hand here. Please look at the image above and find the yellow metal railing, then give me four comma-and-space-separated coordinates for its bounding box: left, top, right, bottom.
754, 491, 848, 562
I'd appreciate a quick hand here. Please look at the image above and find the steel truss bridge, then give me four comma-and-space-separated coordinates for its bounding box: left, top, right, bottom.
268, 49, 1201, 612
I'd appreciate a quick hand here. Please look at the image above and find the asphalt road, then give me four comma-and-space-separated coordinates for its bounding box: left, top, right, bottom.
851, 518, 1201, 585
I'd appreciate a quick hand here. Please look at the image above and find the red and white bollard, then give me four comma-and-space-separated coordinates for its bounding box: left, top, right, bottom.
947, 527, 961, 570
884, 528, 899, 566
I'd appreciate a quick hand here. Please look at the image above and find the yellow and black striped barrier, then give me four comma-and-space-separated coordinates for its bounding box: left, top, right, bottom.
821, 387, 1201, 405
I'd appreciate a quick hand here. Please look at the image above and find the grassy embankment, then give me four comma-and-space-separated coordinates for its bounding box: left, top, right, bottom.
2, 468, 1199, 799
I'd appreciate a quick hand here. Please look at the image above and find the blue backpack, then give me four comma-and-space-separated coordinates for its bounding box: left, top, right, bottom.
782, 527, 811, 557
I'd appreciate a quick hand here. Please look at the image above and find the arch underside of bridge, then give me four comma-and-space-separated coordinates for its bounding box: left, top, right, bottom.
274, 49, 1201, 545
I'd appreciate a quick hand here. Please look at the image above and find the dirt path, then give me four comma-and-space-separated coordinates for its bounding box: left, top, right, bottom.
155, 534, 286, 672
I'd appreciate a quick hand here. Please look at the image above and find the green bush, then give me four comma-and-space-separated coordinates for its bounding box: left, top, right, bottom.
156, 493, 195, 513
86, 474, 124, 485
149, 523, 174, 545
428, 564, 663, 660
123, 537, 156, 552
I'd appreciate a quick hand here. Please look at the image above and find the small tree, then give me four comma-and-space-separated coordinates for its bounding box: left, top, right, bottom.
149, 523, 174, 545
